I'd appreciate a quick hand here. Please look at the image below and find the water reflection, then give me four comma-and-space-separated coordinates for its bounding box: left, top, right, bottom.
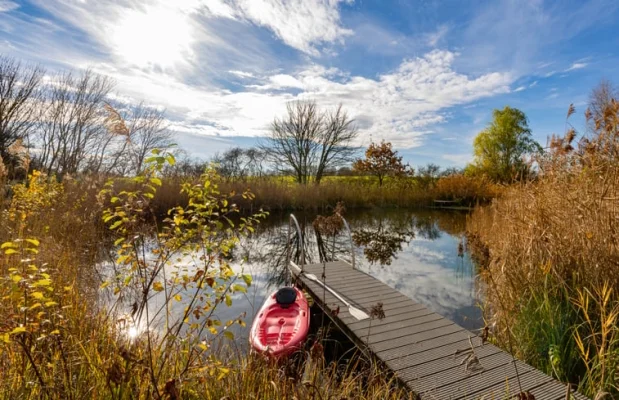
253, 209, 482, 331
104, 209, 483, 345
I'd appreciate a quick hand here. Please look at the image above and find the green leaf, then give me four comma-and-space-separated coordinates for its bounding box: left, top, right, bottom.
110, 197, 120, 204
114, 237, 125, 246
149, 177, 162, 187
223, 331, 234, 340
225, 294, 232, 307
166, 154, 176, 166
232, 284, 247, 294
242, 274, 252, 287
151, 149, 161, 155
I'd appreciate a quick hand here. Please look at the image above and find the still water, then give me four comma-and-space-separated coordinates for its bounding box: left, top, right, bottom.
219, 209, 483, 341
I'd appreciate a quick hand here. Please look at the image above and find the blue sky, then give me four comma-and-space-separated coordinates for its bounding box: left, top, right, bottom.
1, 0, 618, 167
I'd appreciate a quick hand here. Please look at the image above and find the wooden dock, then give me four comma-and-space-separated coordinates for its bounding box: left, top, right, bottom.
290, 260, 588, 400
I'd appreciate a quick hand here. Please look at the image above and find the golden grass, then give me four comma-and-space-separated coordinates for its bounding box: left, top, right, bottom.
467, 99, 619, 397
0, 169, 411, 399
150, 174, 499, 215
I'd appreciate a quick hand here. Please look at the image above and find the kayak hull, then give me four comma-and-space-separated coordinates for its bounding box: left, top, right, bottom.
250, 287, 310, 357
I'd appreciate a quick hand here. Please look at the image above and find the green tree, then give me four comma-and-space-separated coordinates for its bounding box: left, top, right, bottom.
469, 106, 542, 182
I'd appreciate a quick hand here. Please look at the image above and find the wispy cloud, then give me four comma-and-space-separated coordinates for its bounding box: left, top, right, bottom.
425, 24, 450, 47
204, 0, 353, 56
513, 86, 526, 92
0, 1, 18, 13
564, 62, 588, 72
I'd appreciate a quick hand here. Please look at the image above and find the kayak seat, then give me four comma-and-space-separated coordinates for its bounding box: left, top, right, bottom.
275, 287, 297, 308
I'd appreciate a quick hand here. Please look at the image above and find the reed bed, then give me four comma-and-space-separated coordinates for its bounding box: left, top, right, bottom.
150, 174, 500, 215
0, 161, 410, 399
468, 99, 619, 397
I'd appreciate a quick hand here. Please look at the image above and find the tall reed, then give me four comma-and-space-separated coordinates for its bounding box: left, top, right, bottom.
468, 98, 619, 397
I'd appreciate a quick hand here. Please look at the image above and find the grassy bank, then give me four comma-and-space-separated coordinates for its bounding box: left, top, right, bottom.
467, 102, 619, 397
0, 160, 410, 398
151, 173, 501, 215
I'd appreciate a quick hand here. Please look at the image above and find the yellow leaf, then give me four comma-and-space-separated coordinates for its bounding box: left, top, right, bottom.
50, 330, 60, 335
11, 275, 22, 283
34, 279, 52, 287
153, 281, 164, 292
10, 326, 26, 335
1, 333, 10, 343
100, 281, 110, 290
174, 294, 182, 302
25, 239, 40, 247
45, 301, 58, 307
1, 242, 16, 249
4, 249, 18, 255
32, 292, 45, 300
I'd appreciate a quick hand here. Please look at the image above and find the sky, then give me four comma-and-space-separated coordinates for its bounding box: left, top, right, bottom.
1, 0, 618, 167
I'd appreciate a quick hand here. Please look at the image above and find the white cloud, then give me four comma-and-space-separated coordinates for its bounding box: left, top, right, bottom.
564, 62, 588, 72
204, 0, 353, 56
229, 70, 255, 78
514, 85, 526, 92
0, 1, 18, 13
94, 49, 511, 148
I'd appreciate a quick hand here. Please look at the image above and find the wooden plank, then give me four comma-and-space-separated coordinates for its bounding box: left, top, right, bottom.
387, 337, 485, 369
350, 313, 445, 338
365, 318, 455, 345
292, 262, 591, 400
345, 306, 432, 329
421, 359, 538, 400
523, 380, 575, 400
402, 347, 512, 392
370, 324, 465, 353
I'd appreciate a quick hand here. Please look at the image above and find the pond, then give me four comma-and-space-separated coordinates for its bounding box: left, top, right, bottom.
102, 208, 483, 347
218, 208, 483, 342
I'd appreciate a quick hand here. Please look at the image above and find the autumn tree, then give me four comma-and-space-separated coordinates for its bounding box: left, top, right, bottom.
469, 106, 542, 183
261, 100, 357, 184
353, 140, 409, 186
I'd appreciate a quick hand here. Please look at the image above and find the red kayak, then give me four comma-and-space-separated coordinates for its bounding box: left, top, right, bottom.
250, 287, 310, 357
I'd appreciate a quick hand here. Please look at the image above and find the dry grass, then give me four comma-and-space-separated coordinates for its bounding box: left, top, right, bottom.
0, 167, 411, 399
467, 99, 619, 397
150, 174, 498, 215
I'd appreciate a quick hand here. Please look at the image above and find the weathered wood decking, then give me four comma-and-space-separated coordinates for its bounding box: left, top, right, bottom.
290, 260, 588, 400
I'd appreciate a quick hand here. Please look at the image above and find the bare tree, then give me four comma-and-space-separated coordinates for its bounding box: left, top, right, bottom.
261, 100, 357, 184
0, 56, 44, 175
37, 70, 114, 175
123, 103, 172, 174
